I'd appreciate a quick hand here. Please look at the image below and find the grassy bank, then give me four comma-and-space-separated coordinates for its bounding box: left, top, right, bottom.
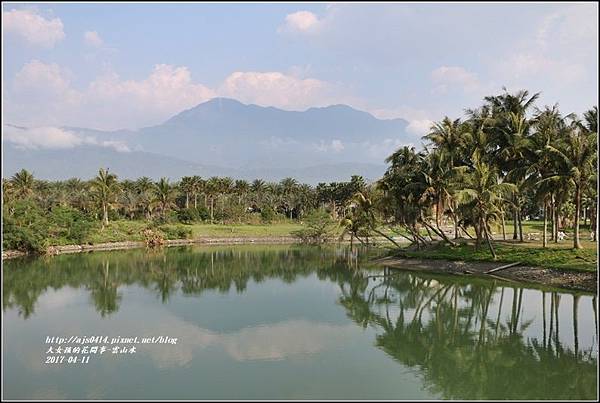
393, 239, 597, 272
84, 220, 303, 244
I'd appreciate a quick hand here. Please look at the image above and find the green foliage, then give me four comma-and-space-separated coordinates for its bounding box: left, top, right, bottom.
48, 206, 95, 244
177, 208, 200, 224
3, 200, 49, 253
157, 225, 193, 240
292, 209, 337, 244
260, 206, 277, 223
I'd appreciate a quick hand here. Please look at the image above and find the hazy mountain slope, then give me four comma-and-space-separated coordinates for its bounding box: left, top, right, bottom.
3, 143, 386, 184
4, 98, 412, 183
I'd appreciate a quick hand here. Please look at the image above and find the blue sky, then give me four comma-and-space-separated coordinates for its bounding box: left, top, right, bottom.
3, 2, 598, 133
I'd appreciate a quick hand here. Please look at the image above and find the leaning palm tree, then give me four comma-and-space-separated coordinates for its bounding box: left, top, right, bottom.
90, 168, 120, 226
10, 169, 35, 198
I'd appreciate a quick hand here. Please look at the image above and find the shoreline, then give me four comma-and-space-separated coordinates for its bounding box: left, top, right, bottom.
376, 256, 597, 294
2, 236, 300, 260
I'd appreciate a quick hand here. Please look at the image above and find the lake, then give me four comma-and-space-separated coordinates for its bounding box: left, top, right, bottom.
3, 245, 598, 400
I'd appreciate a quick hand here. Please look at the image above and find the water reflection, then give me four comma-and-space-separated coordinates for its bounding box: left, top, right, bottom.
3, 245, 598, 400
345, 268, 598, 399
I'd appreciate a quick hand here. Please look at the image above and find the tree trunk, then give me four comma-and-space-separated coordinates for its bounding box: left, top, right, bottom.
543, 201, 548, 248
481, 215, 497, 259
550, 195, 555, 241
102, 203, 109, 226
501, 211, 506, 241
512, 204, 518, 240
185, 194, 189, 209
517, 206, 523, 242
574, 184, 582, 249
210, 198, 214, 223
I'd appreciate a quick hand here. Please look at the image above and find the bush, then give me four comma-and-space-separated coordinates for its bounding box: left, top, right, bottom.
196, 206, 210, 221
2, 200, 49, 253
291, 209, 336, 244
48, 206, 94, 244
158, 225, 192, 240
260, 206, 277, 223
177, 208, 200, 224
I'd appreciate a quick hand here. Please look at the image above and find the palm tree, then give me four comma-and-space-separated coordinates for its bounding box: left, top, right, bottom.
280, 177, 298, 219
456, 152, 517, 258
90, 168, 120, 226
542, 113, 597, 248
190, 175, 203, 209
10, 169, 35, 198
152, 178, 178, 219
135, 177, 155, 219
206, 177, 221, 223
179, 176, 195, 209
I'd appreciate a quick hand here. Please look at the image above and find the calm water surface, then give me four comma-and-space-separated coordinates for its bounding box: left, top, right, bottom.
3, 245, 598, 400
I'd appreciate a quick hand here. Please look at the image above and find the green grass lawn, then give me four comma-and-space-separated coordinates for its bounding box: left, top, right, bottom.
396, 239, 598, 272
84, 220, 304, 244
189, 223, 303, 238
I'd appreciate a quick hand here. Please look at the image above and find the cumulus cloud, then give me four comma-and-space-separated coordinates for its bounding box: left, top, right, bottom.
7, 61, 215, 130
2, 8, 65, 48
431, 66, 481, 94
406, 119, 434, 136
279, 11, 321, 34
219, 71, 335, 110
83, 31, 103, 47
4, 125, 130, 152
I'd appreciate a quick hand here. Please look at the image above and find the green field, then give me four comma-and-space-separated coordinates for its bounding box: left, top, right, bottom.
394, 239, 597, 272
85, 220, 304, 244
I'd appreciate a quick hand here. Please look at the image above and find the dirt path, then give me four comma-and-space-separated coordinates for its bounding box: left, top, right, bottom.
376, 256, 597, 293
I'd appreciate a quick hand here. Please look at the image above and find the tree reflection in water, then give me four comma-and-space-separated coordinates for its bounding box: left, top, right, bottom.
3, 245, 597, 399
342, 266, 597, 400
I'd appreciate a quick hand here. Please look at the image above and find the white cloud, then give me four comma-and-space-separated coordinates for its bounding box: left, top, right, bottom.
83, 31, 103, 47
3, 126, 130, 152
7, 61, 215, 130
406, 119, 433, 136
315, 139, 345, 153
4, 126, 86, 150
279, 11, 321, 34
493, 4, 596, 87
431, 66, 481, 94
219, 71, 335, 111
2, 8, 65, 48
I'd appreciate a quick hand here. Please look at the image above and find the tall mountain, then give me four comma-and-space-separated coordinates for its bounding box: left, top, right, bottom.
133, 98, 414, 168
4, 98, 418, 183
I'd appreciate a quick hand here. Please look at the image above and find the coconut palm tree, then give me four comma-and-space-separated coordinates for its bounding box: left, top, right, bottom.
456, 152, 517, 258
280, 177, 298, 219
10, 169, 35, 198
135, 177, 155, 219
152, 177, 178, 219
90, 168, 120, 226
179, 176, 195, 209
542, 113, 597, 249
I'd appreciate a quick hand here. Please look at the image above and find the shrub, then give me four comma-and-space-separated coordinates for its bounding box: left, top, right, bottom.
48, 206, 94, 244
291, 209, 336, 244
177, 208, 199, 224
260, 206, 277, 223
2, 200, 49, 253
158, 225, 192, 240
